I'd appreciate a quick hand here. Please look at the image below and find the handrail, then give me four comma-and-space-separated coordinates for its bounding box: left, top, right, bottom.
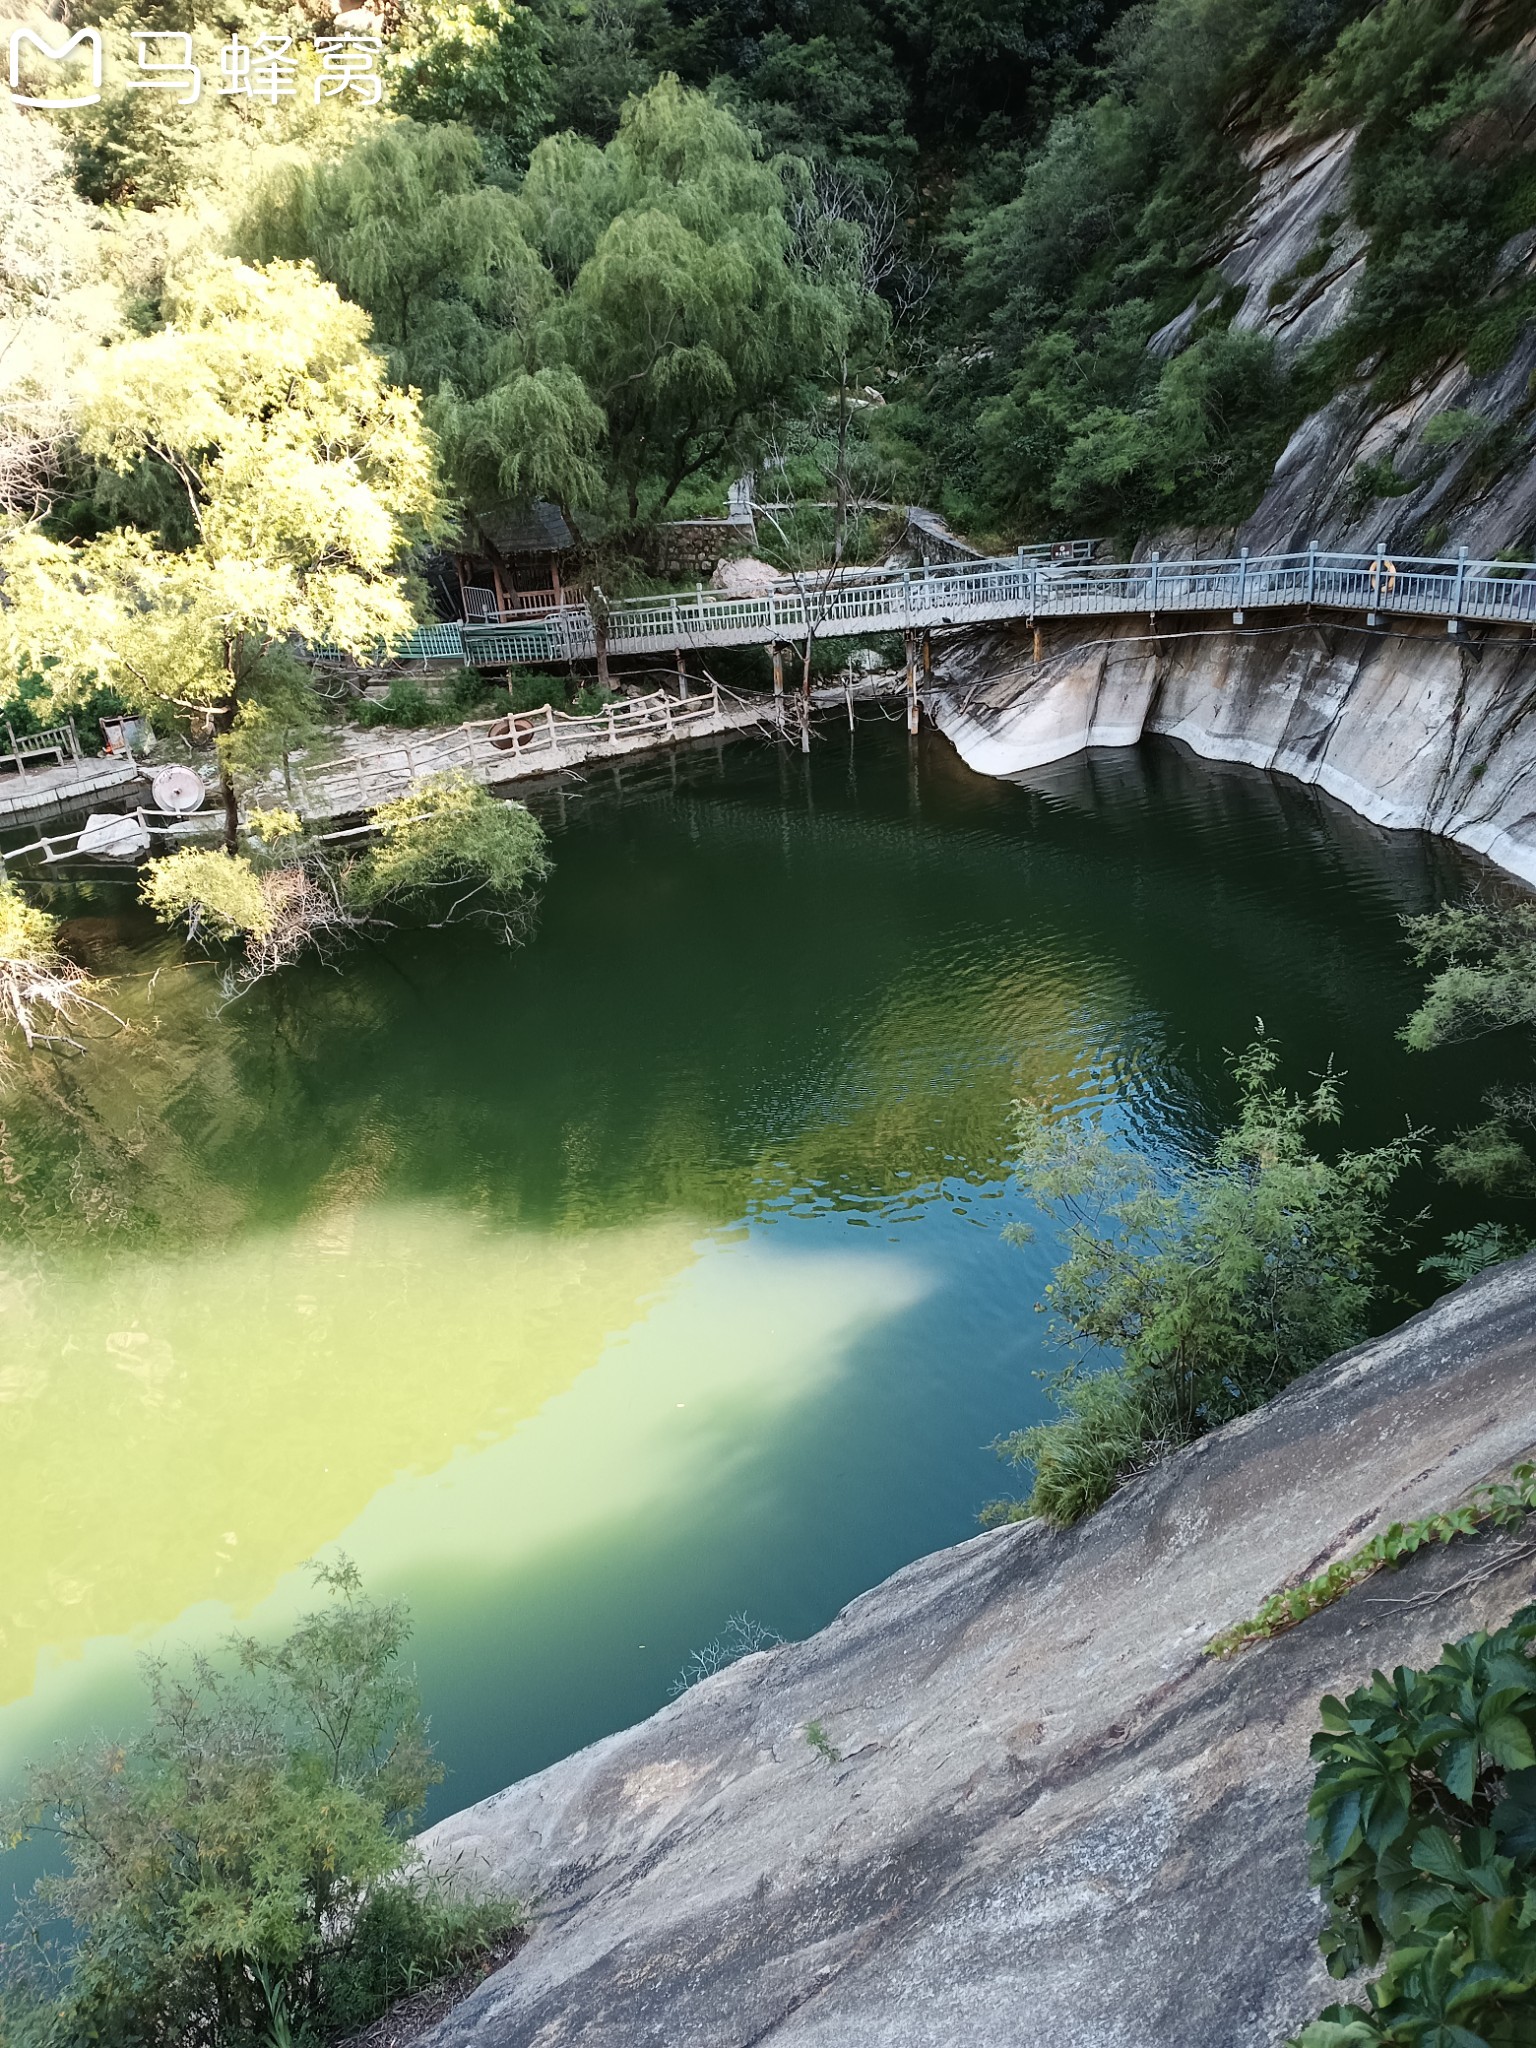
361, 543, 1536, 672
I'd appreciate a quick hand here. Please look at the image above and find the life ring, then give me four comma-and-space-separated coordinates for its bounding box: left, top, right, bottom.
488, 715, 534, 754
1369, 557, 1397, 595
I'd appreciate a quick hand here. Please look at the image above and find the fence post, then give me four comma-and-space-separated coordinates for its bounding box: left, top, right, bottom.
1306, 539, 1318, 606
1452, 545, 1468, 623
1148, 552, 1160, 616
1236, 547, 1249, 619
68, 719, 80, 762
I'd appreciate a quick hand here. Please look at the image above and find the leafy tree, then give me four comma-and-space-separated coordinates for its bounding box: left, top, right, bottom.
138, 777, 550, 987
1402, 900, 1536, 1196
0, 1560, 522, 2048
389, 0, 548, 158
241, 81, 849, 532
530, 0, 667, 142
987, 1036, 1419, 1526
345, 771, 550, 926
0, 875, 100, 1062
0, 260, 445, 850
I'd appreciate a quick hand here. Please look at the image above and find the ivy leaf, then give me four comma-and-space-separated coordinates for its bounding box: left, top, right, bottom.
1492, 1770, 1536, 1859
1325, 1788, 1365, 1865
1442, 1738, 1481, 1806
1481, 1715, 1536, 1774
1411, 1829, 1468, 1886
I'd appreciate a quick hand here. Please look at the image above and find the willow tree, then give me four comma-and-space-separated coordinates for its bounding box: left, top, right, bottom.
0, 260, 445, 848
240, 79, 850, 532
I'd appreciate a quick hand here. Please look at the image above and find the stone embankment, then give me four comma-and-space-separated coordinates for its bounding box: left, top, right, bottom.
416, 1256, 1536, 2047
928, 614, 1536, 886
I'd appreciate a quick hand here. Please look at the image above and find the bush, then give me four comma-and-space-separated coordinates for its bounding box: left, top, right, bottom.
347, 772, 550, 918
0, 1561, 523, 2048
1291, 1603, 1536, 2045
355, 679, 437, 730
140, 849, 274, 942
989, 1035, 1419, 1526
1402, 900, 1536, 1195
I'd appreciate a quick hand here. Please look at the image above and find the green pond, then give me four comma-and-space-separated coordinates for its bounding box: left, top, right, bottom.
0, 720, 1520, 1832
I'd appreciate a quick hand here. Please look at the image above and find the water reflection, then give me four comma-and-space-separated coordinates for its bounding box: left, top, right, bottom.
0, 727, 1516, 1813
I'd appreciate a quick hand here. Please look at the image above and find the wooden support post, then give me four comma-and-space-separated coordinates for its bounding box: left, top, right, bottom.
845, 675, 854, 731
905, 631, 918, 736
772, 644, 785, 734
1032, 624, 1043, 666
676, 648, 689, 700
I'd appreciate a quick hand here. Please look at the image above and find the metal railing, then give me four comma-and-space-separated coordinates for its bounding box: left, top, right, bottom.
341, 544, 1536, 672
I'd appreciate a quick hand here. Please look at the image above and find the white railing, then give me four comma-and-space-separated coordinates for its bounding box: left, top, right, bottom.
450, 545, 1536, 665
355, 543, 1536, 672
295, 683, 755, 816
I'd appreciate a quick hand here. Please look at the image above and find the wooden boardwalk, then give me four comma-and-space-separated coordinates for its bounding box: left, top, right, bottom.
376, 542, 1536, 670
292, 682, 772, 821
0, 750, 144, 824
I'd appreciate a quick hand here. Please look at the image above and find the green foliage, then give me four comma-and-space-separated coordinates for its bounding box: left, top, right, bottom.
0, 874, 61, 970
1403, 906, 1536, 1054
239, 81, 852, 531
1420, 409, 1486, 450
1294, 4, 1535, 407
804, 1720, 841, 1765
141, 849, 274, 943
347, 772, 550, 915
355, 679, 438, 730
1420, 1224, 1534, 1289
389, 0, 547, 154
0, 876, 95, 1062
1207, 1465, 1536, 1658
0, 259, 445, 841
990, 1035, 1419, 1526
0, 1561, 521, 2048
1289, 1599, 1536, 2046
1402, 901, 1536, 1195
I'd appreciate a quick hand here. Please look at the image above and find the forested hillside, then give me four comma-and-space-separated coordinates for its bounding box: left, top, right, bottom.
3, 0, 1535, 614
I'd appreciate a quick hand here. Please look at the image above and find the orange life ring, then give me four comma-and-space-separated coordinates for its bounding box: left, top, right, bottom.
1369, 557, 1397, 595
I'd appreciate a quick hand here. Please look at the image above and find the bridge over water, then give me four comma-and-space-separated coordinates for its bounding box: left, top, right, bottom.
385, 543, 1536, 671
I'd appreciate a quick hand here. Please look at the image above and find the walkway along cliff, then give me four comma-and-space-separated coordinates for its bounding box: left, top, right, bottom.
415, 1256, 1536, 2048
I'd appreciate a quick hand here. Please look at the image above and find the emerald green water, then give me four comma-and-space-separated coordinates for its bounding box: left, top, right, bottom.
0, 722, 1517, 1826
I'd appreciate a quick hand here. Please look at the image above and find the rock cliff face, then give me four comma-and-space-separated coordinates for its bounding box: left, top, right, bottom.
927, 615, 1536, 886
1147, 26, 1536, 559
418, 1257, 1536, 2048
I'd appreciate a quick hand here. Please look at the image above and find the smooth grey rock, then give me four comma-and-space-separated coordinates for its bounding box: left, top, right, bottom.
418, 1257, 1536, 2047
1225, 127, 1367, 364
930, 614, 1536, 885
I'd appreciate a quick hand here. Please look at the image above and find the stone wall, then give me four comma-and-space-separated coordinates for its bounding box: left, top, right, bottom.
928, 611, 1536, 885
653, 519, 756, 581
